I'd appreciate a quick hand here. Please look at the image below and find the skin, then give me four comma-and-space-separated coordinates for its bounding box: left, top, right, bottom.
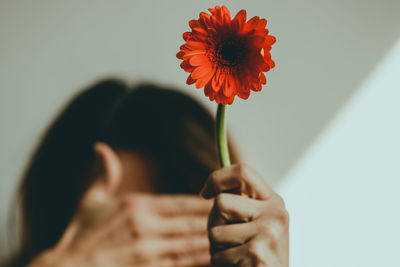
201, 164, 289, 267
27, 143, 289, 267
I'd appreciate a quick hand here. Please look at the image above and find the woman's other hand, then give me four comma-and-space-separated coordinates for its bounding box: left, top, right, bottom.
201, 163, 289, 267
28, 142, 212, 267
28, 192, 212, 267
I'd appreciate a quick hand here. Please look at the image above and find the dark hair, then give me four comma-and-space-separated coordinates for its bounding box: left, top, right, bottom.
6, 79, 239, 266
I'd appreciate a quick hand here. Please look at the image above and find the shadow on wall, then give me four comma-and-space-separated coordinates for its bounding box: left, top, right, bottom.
228, 0, 400, 186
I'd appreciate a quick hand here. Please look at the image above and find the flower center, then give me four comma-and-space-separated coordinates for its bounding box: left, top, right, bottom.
220, 43, 243, 63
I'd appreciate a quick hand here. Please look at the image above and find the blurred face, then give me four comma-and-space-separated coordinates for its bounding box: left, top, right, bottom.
116, 150, 160, 194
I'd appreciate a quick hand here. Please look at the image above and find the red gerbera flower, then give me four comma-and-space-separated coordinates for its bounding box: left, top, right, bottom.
177, 5, 276, 105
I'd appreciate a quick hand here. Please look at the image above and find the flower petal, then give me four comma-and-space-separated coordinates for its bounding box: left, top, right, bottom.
221, 5, 231, 18
186, 41, 207, 51
259, 18, 267, 28
243, 16, 260, 33
238, 89, 250, 99
176, 51, 184, 59
186, 75, 196, 85
182, 32, 192, 41
253, 82, 262, 91
223, 75, 236, 97
233, 9, 247, 26
267, 59, 275, 69
189, 54, 210, 66
182, 51, 205, 60
223, 13, 231, 25
208, 7, 216, 15
180, 60, 195, 72
204, 83, 216, 101
192, 27, 208, 36
195, 67, 215, 88
191, 63, 212, 79
250, 36, 266, 47
259, 72, 267, 84
265, 35, 276, 45
189, 20, 200, 29
211, 68, 223, 92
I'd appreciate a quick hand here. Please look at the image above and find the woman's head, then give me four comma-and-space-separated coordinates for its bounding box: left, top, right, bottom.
16, 79, 239, 261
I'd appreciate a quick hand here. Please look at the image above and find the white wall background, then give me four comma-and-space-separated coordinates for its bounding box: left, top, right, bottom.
0, 0, 399, 265
277, 37, 400, 267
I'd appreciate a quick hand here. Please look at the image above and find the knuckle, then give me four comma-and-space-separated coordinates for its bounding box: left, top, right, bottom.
215, 193, 228, 210
121, 195, 136, 210
209, 171, 220, 186
257, 220, 272, 235
274, 194, 286, 208
263, 196, 288, 227
248, 239, 268, 262
277, 208, 290, 227
123, 194, 150, 213
268, 205, 289, 228
128, 210, 140, 227
125, 207, 150, 237
122, 194, 143, 211
209, 226, 220, 243
236, 163, 251, 179
133, 219, 149, 238
134, 242, 152, 261
256, 218, 284, 248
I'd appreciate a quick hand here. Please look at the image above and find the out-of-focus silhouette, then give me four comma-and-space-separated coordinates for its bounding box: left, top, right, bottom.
6, 79, 240, 266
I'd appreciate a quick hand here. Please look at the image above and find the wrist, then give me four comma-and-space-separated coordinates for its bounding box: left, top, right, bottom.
26, 248, 58, 267
27, 246, 76, 267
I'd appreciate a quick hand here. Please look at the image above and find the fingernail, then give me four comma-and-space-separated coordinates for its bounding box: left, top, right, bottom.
200, 185, 212, 199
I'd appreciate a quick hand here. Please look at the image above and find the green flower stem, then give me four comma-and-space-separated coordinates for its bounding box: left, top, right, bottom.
216, 103, 231, 168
